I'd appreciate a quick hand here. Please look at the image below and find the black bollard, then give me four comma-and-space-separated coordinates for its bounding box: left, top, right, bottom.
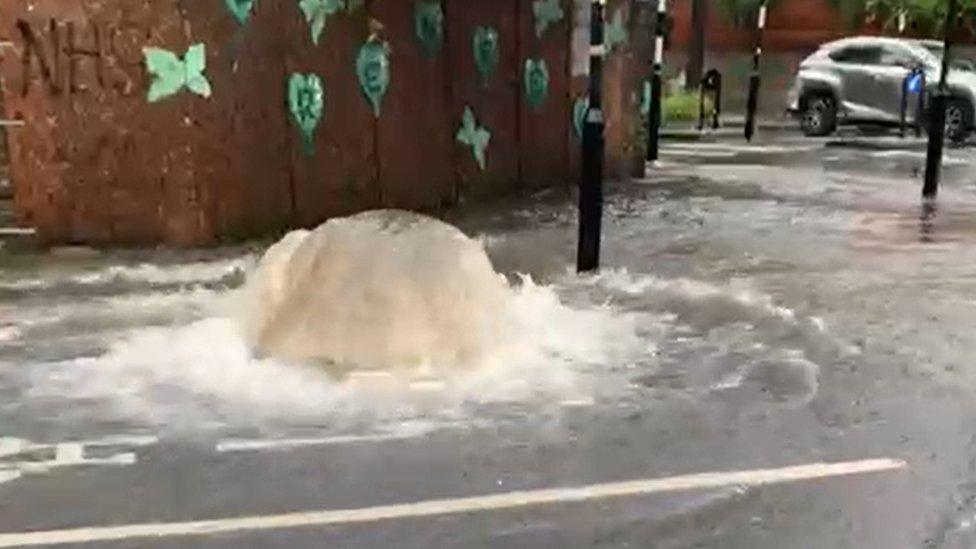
646, 0, 666, 162
744, 0, 766, 142
577, 0, 605, 273
698, 69, 722, 131
923, 93, 947, 197
922, 0, 958, 199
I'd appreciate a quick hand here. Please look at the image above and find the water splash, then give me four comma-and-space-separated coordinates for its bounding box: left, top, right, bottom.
32, 212, 646, 429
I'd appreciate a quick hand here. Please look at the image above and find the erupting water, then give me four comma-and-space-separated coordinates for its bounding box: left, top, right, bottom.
241, 211, 512, 372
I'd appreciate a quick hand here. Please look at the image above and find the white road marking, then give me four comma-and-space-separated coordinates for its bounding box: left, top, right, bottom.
660, 150, 737, 159
0, 470, 20, 486
559, 397, 595, 408
0, 458, 907, 547
0, 435, 153, 482
14, 453, 136, 475
216, 433, 422, 453
663, 143, 818, 154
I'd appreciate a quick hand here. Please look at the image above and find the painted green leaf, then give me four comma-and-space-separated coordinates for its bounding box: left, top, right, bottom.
533, 0, 564, 38
143, 44, 212, 103
346, 0, 364, 11
523, 58, 549, 110
225, 0, 256, 24
573, 95, 589, 139
456, 106, 491, 170
288, 72, 325, 155
414, 1, 444, 58
472, 26, 499, 87
299, 0, 344, 46
185, 75, 213, 98
606, 8, 628, 51
184, 44, 206, 77
356, 40, 390, 118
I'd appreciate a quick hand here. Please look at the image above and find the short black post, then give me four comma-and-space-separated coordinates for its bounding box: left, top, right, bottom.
744, 0, 766, 142
705, 69, 722, 130
923, 0, 958, 199
577, 0, 605, 273
646, 0, 666, 162
698, 69, 722, 131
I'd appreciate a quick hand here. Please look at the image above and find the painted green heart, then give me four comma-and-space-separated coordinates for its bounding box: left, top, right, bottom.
288, 72, 325, 155
299, 0, 344, 45
414, 1, 444, 58
605, 8, 627, 51
523, 58, 549, 110
573, 95, 588, 139
473, 26, 499, 87
225, 0, 256, 24
456, 106, 491, 170
143, 44, 212, 103
356, 40, 390, 118
533, 0, 564, 38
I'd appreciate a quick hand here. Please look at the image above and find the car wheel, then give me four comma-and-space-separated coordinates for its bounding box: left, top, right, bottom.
800, 94, 836, 137
945, 98, 973, 144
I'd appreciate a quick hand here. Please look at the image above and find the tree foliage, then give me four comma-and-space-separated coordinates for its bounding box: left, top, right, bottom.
718, 0, 976, 34
828, 0, 976, 34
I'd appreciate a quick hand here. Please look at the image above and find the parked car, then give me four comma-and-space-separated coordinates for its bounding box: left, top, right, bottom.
787, 36, 976, 142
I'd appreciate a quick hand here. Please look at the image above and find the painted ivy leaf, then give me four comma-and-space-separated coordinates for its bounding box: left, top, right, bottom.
523, 58, 549, 110
183, 44, 212, 98
299, 0, 344, 46
414, 1, 444, 58
533, 0, 564, 38
573, 95, 589, 139
473, 26, 499, 87
606, 8, 627, 51
288, 73, 325, 155
225, 0, 256, 24
356, 40, 390, 117
456, 106, 491, 170
143, 44, 212, 103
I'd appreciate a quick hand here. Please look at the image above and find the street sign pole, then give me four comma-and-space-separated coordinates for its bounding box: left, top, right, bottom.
744, 0, 766, 142
646, 0, 666, 162
577, 0, 606, 273
923, 0, 958, 199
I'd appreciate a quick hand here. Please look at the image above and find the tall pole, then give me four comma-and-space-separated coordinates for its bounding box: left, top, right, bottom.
646, 0, 666, 162
686, 0, 707, 92
923, 0, 957, 199
744, 0, 766, 142
577, 0, 605, 273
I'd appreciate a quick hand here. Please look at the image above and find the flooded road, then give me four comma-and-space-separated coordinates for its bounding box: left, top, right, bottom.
3, 134, 976, 547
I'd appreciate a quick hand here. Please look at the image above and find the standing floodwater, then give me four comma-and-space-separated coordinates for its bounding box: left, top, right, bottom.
6, 135, 976, 546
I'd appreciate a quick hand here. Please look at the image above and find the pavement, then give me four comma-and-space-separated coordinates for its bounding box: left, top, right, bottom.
4, 130, 976, 547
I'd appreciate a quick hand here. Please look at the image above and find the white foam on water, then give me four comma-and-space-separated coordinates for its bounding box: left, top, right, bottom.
0, 257, 252, 292
31, 212, 647, 430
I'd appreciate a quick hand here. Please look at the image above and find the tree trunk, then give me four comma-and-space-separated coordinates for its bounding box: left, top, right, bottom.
685, 0, 707, 91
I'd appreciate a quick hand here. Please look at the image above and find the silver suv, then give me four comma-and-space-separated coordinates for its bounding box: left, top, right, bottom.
788, 36, 976, 142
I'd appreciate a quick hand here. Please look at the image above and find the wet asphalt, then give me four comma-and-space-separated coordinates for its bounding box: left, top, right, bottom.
3, 130, 976, 547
